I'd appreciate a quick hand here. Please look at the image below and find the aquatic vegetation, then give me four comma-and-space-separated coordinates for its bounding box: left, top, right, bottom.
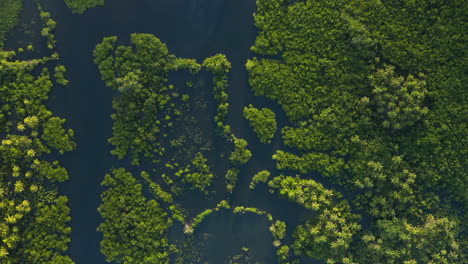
269, 220, 286, 241
64, 0, 104, 14
227, 247, 256, 264
38, 11, 57, 50
276, 245, 290, 263
203, 54, 253, 194
229, 136, 252, 165
225, 167, 240, 194
169, 205, 186, 225
173, 234, 208, 264
203, 54, 232, 135
42, 117, 76, 154
54, 65, 69, 86
175, 152, 214, 194
249, 169, 271, 189
95, 34, 248, 261
215, 200, 230, 210
141, 171, 174, 204
190, 209, 213, 230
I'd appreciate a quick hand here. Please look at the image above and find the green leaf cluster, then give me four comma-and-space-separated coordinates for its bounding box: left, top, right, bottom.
98, 168, 172, 264
54, 65, 69, 86
293, 201, 361, 264
39, 11, 57, 50
64, 0, 104, 14
203, 54, 231, 134
229, 137, 252, 165
369, 65, 428, 130
358, 215, 463, 264
243, 105, 277, 143
0, 0, 22, 48
268, 175, 337, 211
249, 170, 271, 189
175, 152, 214, 194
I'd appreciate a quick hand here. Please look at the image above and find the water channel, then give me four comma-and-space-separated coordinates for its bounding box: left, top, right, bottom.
7, 0, 316, 263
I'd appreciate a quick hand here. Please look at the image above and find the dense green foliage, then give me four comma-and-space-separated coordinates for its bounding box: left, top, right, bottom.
248, 0, 467, 263
175, 152, 214, 194
0, 0, 22, 48
225, 136, 252, 193
95, 35, 252, 262
54, 65, 69, 86
369, 65, 429, 130
39, 11, 57, 50
7, 0, 466, 263
94, 34, 201, 165
269, 220, 286, 241
188, 209, 213, 232
42, 117, 76, 154
229, 136, 252, 165
87, 1, 468, 262
249, 169, 271, 189
268, 175, 361, 263
268, 175, 337, 211
359, 214, 462, 264
0, 10, 75, 261
293, 201, 361, 264
64, 0, 104, 14
203, 54, 232, 135
141, 171, 174, 204
22, 196, 74, 264
243, 105, 277, 143
98, 168, 171, 264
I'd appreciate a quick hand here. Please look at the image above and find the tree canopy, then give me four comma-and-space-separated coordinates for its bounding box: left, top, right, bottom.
248, 0, 467, 263
243, 105, 277, 143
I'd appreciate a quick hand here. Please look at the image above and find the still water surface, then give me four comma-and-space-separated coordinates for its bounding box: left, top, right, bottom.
8, 0, 316, 263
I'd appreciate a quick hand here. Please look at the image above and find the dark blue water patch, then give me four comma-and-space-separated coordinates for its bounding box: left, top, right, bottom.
189, 210, 276, 263
4, 0, 326, 263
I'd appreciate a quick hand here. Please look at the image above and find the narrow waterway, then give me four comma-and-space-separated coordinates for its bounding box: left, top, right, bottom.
7, 0, 315, 263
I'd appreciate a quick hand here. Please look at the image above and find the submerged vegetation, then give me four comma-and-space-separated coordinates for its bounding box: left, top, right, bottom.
175, 152, 214, 194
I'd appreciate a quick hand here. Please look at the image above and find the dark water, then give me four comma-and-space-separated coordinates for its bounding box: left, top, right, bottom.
7, 0, 316, 263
